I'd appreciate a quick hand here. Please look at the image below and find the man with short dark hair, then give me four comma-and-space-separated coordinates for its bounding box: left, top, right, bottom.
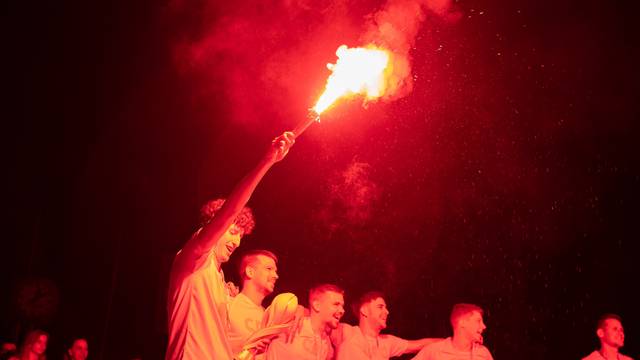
336, 291, 441, 359
228, 249, 280, 355
411, 303, 493, 360
266, 284, 345, 360
582, 313, 633, 360
165, 132, 295, 360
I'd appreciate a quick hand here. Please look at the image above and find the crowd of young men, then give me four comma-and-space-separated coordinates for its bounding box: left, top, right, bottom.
164, 131, 634, 360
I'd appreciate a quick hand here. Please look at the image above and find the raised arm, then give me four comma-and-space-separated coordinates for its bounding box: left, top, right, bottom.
180, 132, 295, 266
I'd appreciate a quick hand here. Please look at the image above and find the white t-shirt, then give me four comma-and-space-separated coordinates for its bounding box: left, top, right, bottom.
228, 292, 266, 354
166, 233, 234, 360
582, 350, 634, 360
336, 326, 408, 360
411, 337, 493, 360
266, 317, 333, 360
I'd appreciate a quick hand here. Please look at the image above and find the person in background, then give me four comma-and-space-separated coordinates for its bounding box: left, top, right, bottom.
337, 291, 442, 359
63, 338, 88, 360
582, 313, 634, 360
18, 330, 48, 360
411, 303, 493, 360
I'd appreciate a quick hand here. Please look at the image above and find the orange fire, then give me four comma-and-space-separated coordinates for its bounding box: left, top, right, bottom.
313, 45, 391, 114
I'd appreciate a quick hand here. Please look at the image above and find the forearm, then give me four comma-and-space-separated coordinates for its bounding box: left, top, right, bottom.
405, 338, 443, 353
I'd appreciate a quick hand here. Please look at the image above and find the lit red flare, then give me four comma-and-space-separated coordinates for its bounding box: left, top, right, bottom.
313, 45, 391, 114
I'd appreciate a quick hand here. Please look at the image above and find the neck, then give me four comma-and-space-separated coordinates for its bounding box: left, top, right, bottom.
310, 314, 328, 337
600, 343, 620, 359
241, 282, 267, 306
359, 319, 381, 338
451, 333, 473, 352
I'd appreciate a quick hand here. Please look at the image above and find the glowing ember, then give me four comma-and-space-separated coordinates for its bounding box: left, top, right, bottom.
313, 45, 390, 114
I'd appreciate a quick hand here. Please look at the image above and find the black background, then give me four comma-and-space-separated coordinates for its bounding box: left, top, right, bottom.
3, 0, 639, 359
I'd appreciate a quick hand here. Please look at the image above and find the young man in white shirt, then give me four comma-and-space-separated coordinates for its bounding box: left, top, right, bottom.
165, 132, 295, 360
228, 249, 280, 355
266, 284, 345, 360
582, 313, 634, 360
412, 303, 493, 360
336, 291, 442, 359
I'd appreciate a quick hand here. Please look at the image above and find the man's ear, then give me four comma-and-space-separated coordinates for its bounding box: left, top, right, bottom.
360, 304, 368, 318
311, 300, 321, 313
245, 266, 255, 279
597, 328, 604, 338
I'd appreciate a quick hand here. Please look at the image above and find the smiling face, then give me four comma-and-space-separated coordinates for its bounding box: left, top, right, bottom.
314, 291, 345, 330
214, 224, 243, 264
361, 297, 390, 331
598, 318, 625, 348
68, 339, 88, 360
247, 254, 279, 294
459, 311, 487, 344
31, 334, 48, 356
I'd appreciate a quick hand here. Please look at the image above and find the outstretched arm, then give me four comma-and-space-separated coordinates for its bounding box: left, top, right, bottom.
180, 132, 295, 267
404, 338, 443, 354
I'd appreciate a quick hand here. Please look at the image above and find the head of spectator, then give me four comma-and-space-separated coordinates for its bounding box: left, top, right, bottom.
352, 291, 389, 334
309, 284, 345, 334
450, 303, 486, 346
238, 250, 279, 296
199, 199, 255, 264
63, 338, 88, 360
18, 330, 48, 360
596, 313, 625, 350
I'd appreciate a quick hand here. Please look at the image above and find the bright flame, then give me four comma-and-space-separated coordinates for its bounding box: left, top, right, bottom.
313, 45, 390, 114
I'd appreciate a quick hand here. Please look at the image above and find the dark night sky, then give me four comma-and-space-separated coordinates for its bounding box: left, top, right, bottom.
3, 0, 639, 359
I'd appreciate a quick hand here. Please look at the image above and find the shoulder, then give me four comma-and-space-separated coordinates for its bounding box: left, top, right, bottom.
581, 351, 601, 360
621, 354, 634, 360
413, 339, 445, 359
474, 344, 494, 359
423, 337, 449, 351
379, 334, 408, 346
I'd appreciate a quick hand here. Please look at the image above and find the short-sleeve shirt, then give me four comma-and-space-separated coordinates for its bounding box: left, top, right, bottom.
411, 337, 493, 360
336, 326, 408, 360
266, 317, 333, 360
228, 292, 266, 354
582, 350, 634, 360
166, 235, 234, 360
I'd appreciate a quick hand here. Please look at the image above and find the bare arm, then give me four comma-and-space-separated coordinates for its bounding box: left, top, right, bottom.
405, 338, 443, 354
180, 132, 295, 267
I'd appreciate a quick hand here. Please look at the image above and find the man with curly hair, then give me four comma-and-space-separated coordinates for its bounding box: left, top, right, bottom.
165, 132, 295, 360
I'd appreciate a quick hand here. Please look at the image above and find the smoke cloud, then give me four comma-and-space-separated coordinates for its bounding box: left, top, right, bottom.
314, 160, 381, 232
361, 0, 458, 100
168, 0, 458, 127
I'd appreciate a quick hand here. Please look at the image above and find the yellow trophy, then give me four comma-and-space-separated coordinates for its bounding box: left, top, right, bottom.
234, 292, 299, 360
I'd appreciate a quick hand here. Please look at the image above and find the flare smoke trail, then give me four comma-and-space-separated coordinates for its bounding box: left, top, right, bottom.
360, 0, 459, 101
314, 160, 380, 232
169, 0, 458, 127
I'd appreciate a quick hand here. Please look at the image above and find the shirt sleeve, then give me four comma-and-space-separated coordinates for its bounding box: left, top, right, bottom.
336, 340, 369, 360
478, 345, 494, 360
384, 334, 409, 357
410, 345, 431, 360
265, 337, 285, 360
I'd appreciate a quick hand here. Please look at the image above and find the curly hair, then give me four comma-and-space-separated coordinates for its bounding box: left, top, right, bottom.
199, 198, 255, 235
